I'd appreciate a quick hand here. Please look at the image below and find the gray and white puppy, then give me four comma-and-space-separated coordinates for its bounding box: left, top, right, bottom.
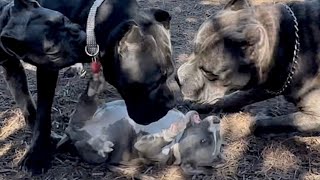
59, 80, 223, 175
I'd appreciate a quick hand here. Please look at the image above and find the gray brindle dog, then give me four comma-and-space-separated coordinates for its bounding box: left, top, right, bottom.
177, 0, 320, 135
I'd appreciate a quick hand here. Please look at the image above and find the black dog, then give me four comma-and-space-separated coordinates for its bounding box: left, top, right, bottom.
0, 0, 87, 175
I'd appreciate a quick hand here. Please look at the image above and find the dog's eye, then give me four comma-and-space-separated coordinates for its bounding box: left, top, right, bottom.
200, 67, 218, 81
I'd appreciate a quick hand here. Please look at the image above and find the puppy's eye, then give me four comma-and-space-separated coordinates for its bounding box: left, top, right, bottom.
200, 139, 207, 144
200, 67, 218, 81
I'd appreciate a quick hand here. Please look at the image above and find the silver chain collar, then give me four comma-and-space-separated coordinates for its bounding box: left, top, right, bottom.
265, 3, 300, 95
85, 0, 105, 58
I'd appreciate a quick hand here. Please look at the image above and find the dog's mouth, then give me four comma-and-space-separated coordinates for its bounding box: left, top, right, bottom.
46, 50, 60, 56
48, 55, 62, 62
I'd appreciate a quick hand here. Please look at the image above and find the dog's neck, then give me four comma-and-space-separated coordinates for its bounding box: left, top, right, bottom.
255, 3, 299, 93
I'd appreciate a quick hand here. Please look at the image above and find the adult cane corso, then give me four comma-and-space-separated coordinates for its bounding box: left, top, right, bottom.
39, 0, 176, 126
177, 0, 320, 135
0, 0, 87, 174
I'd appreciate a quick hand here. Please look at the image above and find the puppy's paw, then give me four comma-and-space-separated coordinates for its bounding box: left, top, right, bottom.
103, 141, 114, 153
97, 141, 114, 157
64, 63, 86, 78
19, 143, 54, 175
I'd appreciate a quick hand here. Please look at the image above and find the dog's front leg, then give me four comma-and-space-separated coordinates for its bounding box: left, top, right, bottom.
2, 58, 36, 129
188, 88, 272, 114
253, 112, 320, 135
253, 89, 320, 135
20, 68, 58, 175
211, 88, 273, 114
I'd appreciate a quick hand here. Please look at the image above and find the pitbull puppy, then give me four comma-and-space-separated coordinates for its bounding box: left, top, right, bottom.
177, 0, 320, 135
61, 83, 223, 175
39, 0, 177, 125
0, 0, 87, 174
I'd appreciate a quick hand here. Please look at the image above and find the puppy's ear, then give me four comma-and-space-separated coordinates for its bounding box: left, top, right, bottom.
14, 0, 40, 10
185, 111, 201, 127
150, 8, 171, 29
224, 0, 252, 11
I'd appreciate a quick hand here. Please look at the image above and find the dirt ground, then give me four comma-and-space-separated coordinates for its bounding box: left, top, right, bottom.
1, 0, 320, 179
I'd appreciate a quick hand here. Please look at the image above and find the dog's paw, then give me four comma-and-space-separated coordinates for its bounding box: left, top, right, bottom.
19, 146, 54, 175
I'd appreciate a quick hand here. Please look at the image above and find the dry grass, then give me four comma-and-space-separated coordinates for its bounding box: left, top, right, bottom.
0, 109, 26, 141
0, 142, 12, 157
221, 113, 253, 142
261, 143, 300, 174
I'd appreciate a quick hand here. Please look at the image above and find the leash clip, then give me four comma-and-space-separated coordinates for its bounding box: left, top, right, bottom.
85, 44, 100, 57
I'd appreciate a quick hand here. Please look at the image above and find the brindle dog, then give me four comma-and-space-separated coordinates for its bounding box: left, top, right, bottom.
177, 0, 320, 135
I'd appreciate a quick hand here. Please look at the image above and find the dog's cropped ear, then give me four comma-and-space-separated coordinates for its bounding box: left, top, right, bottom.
14, 0, 40, 10
0, 30, 27, 59
243, 25, 270, 83
121, 25, 144, 44
150, 8, 171, 29
118, 25, 144, 55
224, 0, 252, 11
104, 20, 137, 58
225, 24, 270, 83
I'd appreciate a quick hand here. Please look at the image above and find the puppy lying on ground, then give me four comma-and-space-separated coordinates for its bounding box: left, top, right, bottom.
58, 78, 224, 175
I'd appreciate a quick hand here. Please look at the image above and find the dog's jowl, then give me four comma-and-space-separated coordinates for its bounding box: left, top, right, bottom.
177, 0, 320, 135
0, 0, 87, 175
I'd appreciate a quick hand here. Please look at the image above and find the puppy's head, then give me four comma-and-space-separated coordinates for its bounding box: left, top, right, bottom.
102, 8, 176, 125
177, 0, 271, 104
174, 111, 223, 175
0, 0, 86, 69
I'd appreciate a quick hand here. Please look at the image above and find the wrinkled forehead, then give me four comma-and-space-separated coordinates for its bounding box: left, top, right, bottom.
31, 7, 65, 23
194, 9, 253, 49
